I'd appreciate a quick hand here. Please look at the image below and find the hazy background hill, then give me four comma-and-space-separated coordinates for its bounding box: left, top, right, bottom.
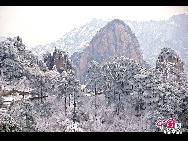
30, 19, 108, 60
29, 14, 188, 75
126, 14, 188, 73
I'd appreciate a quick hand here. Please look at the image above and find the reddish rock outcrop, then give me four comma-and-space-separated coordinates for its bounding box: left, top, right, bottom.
71, 19, 144, 82
44, 48, 72, 73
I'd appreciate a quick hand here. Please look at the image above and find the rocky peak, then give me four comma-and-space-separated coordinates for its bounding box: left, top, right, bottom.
72, 19, 144, 82
97, 19, 132, 34
156, 48, 186, 84
156, 48, 184, 72
44, 48, 72, 73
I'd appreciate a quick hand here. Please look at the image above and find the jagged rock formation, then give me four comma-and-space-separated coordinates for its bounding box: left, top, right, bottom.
43, 48, 72, 73
71, 19, 144, 82
156, 48, 186, 85
30, 14, 188, 75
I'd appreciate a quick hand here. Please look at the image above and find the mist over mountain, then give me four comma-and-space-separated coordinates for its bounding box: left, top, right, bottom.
126, 14, 188, 74
30, 19, 108, 60
30, 14, 188, 75
1, 14, 188, 132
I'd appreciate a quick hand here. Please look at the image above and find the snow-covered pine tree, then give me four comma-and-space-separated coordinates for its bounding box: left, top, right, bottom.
144, 48, 188, 131
9, 99, 37, 132
66, 70, 80, 122
56, 72, 68, 115
101, 56, 144, 115
29, 73, 49, 102
85, 60, 105, 124
0, 113, 22, 132
43, 51, 54, 70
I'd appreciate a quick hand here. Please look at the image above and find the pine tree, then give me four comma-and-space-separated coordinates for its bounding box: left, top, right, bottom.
0, 96, 3, 108
86, 60, 104, 123
9, 100, 37, 132
0, 113, 22, 132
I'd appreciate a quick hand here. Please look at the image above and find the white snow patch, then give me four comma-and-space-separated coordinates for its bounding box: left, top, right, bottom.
134, 74, 148, 79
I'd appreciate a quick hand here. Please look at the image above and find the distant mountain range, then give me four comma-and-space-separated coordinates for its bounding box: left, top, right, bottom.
29, 14, 188, 74
126, 14, 188, 73
30, 19, 108, 60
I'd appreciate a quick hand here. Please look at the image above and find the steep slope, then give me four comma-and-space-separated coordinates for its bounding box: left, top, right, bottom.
71, 19, 144, 82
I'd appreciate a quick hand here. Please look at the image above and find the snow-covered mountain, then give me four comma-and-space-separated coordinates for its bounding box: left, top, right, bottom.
30, 19, 108, 60
30, 14, 188, 75
125, 14, 188, 73
1, 15, 188, 132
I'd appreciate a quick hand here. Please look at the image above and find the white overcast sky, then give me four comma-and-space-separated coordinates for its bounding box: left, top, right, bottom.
0, 6, 188, 47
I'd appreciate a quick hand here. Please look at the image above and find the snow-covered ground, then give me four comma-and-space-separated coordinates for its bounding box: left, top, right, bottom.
0, 92, 32, 114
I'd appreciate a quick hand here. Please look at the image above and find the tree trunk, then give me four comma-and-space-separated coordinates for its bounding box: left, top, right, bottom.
68, 93, 70, 106
94, 82, 97, 128
118, 93, 120, 115
25, 114, 28, 129
113, 89, 115, 102
40, 77, 43, 103
94, 82, 97, 118
73, 91, 76, 123
64, 95, 67, 116
94, 82, 97, 110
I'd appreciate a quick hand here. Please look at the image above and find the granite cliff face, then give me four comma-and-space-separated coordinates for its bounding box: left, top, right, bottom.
71, 19, 144, 82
